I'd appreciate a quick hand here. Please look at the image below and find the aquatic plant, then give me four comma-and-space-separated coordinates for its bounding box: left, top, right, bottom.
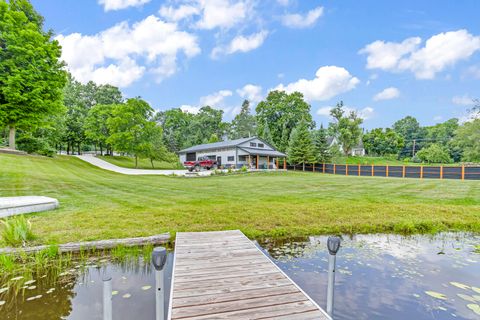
1, 216, 35, 247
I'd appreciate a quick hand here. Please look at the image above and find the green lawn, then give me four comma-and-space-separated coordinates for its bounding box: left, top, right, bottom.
97, 155, 183, 169
0, 153, 479, 246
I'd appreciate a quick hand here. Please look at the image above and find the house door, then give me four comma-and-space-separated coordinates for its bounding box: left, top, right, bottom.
217, 156, 222, 166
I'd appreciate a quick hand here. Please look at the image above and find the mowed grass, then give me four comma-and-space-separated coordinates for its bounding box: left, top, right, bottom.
0, 153, 479, 246
97, 155, 183, 169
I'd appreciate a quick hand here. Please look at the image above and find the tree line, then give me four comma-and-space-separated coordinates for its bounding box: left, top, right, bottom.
1, 0, 479, 168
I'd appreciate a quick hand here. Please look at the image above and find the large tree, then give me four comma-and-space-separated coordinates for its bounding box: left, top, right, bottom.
0, 0, 66, 149
362, 128, 404, 156
256, 90, 313, 152
230, 100, 256, 139
312, 125, 331, 163
392, 116, 427, 158
84, 104, 115, 156
107, 98, 155, 168
452, 119, 480, 162
155, 108, 193, 152
188, 106, 227, 146
286, 118, 315, 170
328, 101, 363, 156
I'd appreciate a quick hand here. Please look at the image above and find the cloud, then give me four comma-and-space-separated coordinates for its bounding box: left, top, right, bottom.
464, 65, 480, 79
373, 87, 400, 101
452, 95, 475, 106
180, 105, 201, 114
199, 90, 233, 107
317, 106, 375, 120
360, 29, 480, 79
276, 66, 360, 101
281, 6, 324, 28
211, 31, 268, 58
98, 0, 150, 11
277, 0, 290, 6
237, 84, 263, 103
159, 5, 200, 22
56, 15, 200, 87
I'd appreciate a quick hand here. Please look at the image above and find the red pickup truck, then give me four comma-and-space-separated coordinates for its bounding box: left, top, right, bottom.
184, 156, 217, 172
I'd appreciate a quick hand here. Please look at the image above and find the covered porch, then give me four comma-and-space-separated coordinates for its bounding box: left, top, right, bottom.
237, 147, 287, 170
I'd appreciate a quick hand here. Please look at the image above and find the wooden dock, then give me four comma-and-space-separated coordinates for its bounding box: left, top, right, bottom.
169, 230, 330, 320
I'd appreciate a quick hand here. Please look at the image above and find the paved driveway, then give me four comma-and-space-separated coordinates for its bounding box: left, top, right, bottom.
75, 154, 204, 176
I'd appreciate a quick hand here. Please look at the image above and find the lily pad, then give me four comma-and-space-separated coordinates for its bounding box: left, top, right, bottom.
473, 287, 480, 294
10, 276, 23, 281
122, 293, 131, 299
27, 286, 36, 290
425, 291, 447, 300
466, 304, 480, 316
141, 286, 151, 291
457, 294, 476, 303
413, 294, 420, 298
0, 301, 5, 306
473, 295, 480, 302
450, 282, 470, 290
112, 291, 118, 296
24, 280, 36, 285
0, 287, 8, 294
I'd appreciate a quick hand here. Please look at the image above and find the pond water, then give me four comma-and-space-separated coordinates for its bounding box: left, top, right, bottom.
260, 233, 480, 320
0, 233, 479, 319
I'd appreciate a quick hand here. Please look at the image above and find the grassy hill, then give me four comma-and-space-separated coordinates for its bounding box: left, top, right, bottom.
0, 153, 479, 246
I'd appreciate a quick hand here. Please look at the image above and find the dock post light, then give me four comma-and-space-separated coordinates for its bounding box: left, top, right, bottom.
152, 247, 167, 320
326, 236, 341, 317
102, 275, 112, 320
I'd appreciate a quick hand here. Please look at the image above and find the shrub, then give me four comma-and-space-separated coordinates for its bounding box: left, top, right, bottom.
1, 216, 35, 247
240, 165, 248, 173
416, 144, 452, 164
16, 134, 55, 157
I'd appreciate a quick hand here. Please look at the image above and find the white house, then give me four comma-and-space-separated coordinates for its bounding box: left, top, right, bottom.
327, 137, 365, 156
178, 137, 286, 169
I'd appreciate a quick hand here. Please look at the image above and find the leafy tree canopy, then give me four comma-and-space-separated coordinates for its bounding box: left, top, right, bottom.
286, 118, 315, 169
328, 101, 363, 156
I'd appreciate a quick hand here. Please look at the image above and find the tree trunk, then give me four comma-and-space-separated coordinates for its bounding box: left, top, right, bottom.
77, 143, 80, 155
151, 158, 154, 169
8, 125, 16, 150
303, 162, 305, 171
67, 142, 70, 155
135, 155, 138, 168
100, 143, 103, 156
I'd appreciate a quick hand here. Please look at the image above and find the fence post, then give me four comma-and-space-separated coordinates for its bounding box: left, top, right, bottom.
283, 158, 286, 170
371, 164, 374, 177
346, 164, 348, 176
420, 165, 423, 179
313, 163, 315, 172
333, 164, 336, 175
402, 165, 406, 178
256, 155, 259, 170
386, 165, 389, 177
440, 166, 443, 179
323, 163, 326, 173
358, 164, 361, 176
461, 165, 465, 180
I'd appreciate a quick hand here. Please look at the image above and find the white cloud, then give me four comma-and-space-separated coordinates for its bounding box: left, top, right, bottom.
373, 87, 400, 101
277, 0, 290, 6
281, 6, 324, 28
196, 0, 251, 30
56, 15, 200, 87
276, 66, 360, 101
360, 30, 480, 79
199, 90, 233, 107
159, 5, 200, 21
237, 84, 263, 103
180, 105, 201, 114
212, 31, 268, 58
98, 0, 150, 11
452, 95, 475, 106
317, 106, 374, 120
433, 115, 443, 122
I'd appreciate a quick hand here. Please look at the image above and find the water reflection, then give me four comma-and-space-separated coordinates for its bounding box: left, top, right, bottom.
259, 233, 480, 320
0, 252, 173, 320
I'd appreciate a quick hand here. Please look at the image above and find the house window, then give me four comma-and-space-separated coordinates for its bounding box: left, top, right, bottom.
239, 155, 247, 162
250, 142, 257, 147
227, 156, 234, 162
258, 143, 264, 148
186, 153, 196, 161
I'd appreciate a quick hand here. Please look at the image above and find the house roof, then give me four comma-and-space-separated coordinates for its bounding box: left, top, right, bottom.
178, 137, 255, 153
238, 147, 286, 157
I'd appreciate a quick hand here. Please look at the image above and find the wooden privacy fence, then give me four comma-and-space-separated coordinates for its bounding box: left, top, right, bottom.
286, 164, 480, 180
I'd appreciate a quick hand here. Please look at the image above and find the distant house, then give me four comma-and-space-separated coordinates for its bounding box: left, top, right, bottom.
178, 137, 286, 169
327, 136, 365, 157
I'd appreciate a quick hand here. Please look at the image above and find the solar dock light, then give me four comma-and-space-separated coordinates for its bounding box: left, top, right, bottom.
326, 236, 341, 318
102, 275, 112, 320
152, 247, 167, 320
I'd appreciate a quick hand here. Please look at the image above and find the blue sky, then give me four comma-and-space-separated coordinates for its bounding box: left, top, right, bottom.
32, 0, 480, 128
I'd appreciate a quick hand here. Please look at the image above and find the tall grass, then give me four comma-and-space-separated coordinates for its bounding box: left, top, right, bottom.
1, 216, 35, 247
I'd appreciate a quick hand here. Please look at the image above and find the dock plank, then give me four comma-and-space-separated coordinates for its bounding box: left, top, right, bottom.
169, 230, 330, 320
